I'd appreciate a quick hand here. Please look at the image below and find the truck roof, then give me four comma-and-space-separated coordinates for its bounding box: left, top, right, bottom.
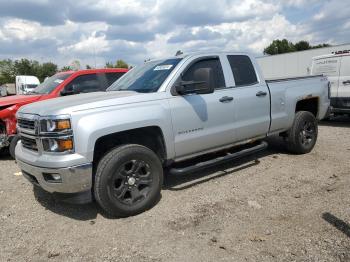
57, 68, 129, 75
147, 51, 253, 63
178, 50, 251, 58
313, 51, 350, 60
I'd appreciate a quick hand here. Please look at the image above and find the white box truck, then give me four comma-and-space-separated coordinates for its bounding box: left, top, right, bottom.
311, 50, 350, 117
15, 75, 40, 95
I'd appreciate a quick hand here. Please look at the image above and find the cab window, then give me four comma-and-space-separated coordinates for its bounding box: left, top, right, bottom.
64, 74, 100, 94
227, 55, 258, 87
182, 58, 226, 89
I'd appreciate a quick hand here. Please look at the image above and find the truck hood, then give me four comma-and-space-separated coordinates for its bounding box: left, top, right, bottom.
18, 91, 159, 116
0, 94, 42, 108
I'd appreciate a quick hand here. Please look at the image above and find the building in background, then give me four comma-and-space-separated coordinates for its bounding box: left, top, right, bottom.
256, 43, 350, 79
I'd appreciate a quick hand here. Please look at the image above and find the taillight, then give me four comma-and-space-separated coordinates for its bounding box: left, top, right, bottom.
328, 81, 331, 99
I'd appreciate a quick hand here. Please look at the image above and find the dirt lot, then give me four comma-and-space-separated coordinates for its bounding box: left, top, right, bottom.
1, 117, 350, 262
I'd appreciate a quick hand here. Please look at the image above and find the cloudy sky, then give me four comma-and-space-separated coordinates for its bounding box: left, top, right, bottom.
0, 0, 349, 68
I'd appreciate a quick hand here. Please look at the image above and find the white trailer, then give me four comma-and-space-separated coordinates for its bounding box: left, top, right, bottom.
257, 43, 350, 79
15, 75, 40, 95
311, 51, 350, 116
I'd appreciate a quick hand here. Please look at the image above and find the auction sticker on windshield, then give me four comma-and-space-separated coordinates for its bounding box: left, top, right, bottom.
154, 65, 173, 71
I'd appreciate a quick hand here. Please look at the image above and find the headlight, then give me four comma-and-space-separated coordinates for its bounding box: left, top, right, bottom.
42, 137, 74, 152
40, 116, 71, 133
39, 115, 74, 153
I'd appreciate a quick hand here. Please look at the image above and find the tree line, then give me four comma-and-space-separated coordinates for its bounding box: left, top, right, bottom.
0, 59, 57, 85
264, 39, 331, 55
0, 59, 130, 85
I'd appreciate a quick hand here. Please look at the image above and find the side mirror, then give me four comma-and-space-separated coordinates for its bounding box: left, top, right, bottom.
175, 68, 214, 95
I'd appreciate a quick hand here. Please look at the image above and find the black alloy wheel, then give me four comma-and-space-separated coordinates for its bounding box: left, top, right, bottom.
94, 144, 163, 217
299, 120, 316, 147
109, 159, 153, 205
286, 111, 318, 154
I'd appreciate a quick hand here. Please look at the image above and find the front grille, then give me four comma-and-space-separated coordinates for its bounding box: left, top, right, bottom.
18, 118, 35, 130
21, 136, 38, 151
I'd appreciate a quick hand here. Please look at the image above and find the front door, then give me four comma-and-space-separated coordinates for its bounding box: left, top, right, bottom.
169, 57, 236, 159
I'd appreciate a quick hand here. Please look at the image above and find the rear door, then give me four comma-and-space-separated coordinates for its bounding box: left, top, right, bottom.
338, 56, 350, 104
311, 56, 341, 100
226, 55, 270, 141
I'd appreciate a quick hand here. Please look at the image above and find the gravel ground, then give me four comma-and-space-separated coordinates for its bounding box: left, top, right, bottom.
1, 117, 350, 262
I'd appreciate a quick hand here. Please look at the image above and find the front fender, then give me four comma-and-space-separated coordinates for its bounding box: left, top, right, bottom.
72, 100, 175, 162
0, 105, 19, 135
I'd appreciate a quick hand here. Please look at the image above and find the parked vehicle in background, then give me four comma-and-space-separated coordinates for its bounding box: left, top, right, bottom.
0, 84, 16, 97
0, 68, 128, 158
15, 52, 329, 217
15, 76, 40, 95
311, 50, 350, 117
0, 85, 7, 97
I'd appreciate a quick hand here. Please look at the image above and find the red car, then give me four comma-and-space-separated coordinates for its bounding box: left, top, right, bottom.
0, 68, 128, 158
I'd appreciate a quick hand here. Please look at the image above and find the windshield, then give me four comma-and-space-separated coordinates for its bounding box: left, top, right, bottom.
31, 73, 72, 94
107, 58, 182, 93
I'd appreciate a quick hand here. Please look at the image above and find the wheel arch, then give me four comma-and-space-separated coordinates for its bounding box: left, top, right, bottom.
93, 126, 167, 168
295, 96, 319, 118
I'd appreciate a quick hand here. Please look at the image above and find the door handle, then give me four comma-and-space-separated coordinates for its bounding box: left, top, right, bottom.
219, 96, 234, 103
343, 80, 350, 85
256, 91, 267, 97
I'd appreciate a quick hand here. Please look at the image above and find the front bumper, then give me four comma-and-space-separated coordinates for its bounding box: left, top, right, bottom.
17, 159, 92, 193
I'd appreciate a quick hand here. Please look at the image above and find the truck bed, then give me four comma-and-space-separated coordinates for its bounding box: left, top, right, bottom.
265, 74, 329, 134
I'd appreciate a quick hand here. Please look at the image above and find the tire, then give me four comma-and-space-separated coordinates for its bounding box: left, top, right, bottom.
286, 111, 318, 154
0, 148, 6, 157
9, 135, 20, 159
94, 144, 163, 217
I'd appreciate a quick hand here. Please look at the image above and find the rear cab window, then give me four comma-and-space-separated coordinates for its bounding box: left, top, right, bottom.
227, 55, 258, 87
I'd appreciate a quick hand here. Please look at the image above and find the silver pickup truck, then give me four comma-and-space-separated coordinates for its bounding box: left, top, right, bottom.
16, 52, 330, 217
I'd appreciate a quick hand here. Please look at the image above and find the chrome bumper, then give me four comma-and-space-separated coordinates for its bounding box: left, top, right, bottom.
17, 159, 92, 193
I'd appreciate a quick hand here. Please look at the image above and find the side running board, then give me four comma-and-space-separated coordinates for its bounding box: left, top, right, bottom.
169, 141, 268, 175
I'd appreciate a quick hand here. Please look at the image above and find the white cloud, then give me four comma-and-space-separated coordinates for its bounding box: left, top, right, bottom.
58, 32, 110, 55
0, 0, 348, 67
2, 19, 43, 40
